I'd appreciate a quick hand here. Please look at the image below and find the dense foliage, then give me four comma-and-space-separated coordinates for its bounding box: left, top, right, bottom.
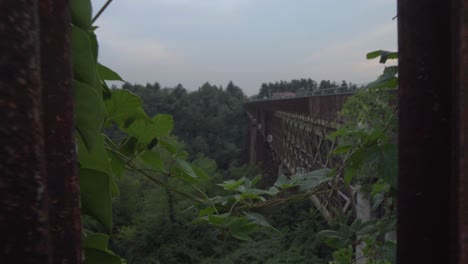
116, 81, 246, 169
72, 1, 398, 264
318, 50, 398, 264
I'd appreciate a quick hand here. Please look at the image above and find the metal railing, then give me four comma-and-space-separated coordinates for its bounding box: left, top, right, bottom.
247, 83, 370, 102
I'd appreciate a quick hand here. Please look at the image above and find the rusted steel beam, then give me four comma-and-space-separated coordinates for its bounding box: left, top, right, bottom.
0, 1, 81, 263
38, 1, 81, 263
245, 94, 354, 124
453, 0, 468, 262
0, 1, 51, 263
397, 0, 466, 263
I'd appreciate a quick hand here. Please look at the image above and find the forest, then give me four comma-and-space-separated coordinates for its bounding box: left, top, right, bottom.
67, 0, 398, 260
0, 1, 399, 263
4, 0, 465, 264
106, 80, 322, 263
103, 74, 397, 263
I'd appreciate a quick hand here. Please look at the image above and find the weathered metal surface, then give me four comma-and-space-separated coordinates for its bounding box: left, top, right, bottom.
0, 1, 80, 263
0, 1, 51, 263
274, 111, 340, 173
397, 0, 457, 263
38, 1, 82, 263
453, 0, 468, 262
245, 93, 352, 173
245, 93, 356, 220
245, 93, 353, 125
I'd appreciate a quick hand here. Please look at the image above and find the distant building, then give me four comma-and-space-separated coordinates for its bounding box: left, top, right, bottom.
271, 92, 296, 98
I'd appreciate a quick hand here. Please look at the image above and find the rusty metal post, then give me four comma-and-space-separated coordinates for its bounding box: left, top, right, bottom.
453, 0, 468, 262
397, 0, 467, 263
38, 1, 81, 263
0, 1, 80, 263
0, 1, 51, 263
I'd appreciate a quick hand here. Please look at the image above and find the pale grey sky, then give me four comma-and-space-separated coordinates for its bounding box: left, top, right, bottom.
92, 0, 397, 95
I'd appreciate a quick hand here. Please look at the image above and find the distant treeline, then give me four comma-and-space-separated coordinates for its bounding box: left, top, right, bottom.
110, 81, 247, 170
256, 78, 361, 99
109, 78, 359, 167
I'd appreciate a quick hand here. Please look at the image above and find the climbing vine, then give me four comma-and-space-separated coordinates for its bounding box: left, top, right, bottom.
72, 1, 285, 262
318, 50, 398, 264
71, 1, 208, 262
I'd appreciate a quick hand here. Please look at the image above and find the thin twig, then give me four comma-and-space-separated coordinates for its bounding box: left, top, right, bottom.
192, 184, 219, 215
228, 199, 239, 215
122, 159, 206, 203
92, 0, 114, 23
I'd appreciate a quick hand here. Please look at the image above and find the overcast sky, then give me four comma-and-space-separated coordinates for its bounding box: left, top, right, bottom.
92, 0, 397, 95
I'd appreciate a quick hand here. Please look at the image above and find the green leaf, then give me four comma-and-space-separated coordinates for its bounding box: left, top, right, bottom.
344, 166, 358, 187
192, 166, 209, 179
274, 174, 295, 189
105, 89, 145, 126
372, 193, 385, 210
158, 139, 178, 155
218, 178, 245, 191
384, 66, 398, 76
318, 230, 352, 249
72, 26, 98, 87
102, 81, 112, 100
77, 133, 111, 175
251, 174, 262, 187
266, 186, 280, 196
243, 178, 252, 189
84, 248, 122, 264
117, 137, 138, 157
243, 211, 277, 231
140, 150, 166, 173
208, 214, 229, 226
71, 0, 92, 30
198, 207, 216, 217
331, 145, 352, 155
366, 67, 398, 90
84, 233, 110, 250
362, 144, 381, 167
126, 119, 158, 144
379, 51, 398, 63
366, 50, 398, 63
239, 192, 265, 202
80, 168, 112, 231
89, 31, 98, 62
228, 217, 256, 241
378, 144, 398, 188
347, 148, 366, 165
366, 50, 382, 60
74, 80, 104, 149
370, 180, 390, 197
174, 159, 198, 179
98, 63, 124, 81
108, 152, 124, 180
355, 221, 379, 236
299, 169, 332, 192
152, 114, 174, 137
78, 133, 117, 206
383, 241, 397, 263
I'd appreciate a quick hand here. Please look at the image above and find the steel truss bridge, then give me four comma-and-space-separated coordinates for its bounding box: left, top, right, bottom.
244, 92, 361, 223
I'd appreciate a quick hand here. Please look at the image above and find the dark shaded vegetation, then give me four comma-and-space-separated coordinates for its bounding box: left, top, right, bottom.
104, 72, 395, 263
105, 80, 339, 263
111, 171, 333, 264
114, 81, 246, 170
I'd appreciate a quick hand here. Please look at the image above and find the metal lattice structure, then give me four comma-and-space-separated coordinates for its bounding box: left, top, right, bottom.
245, 93, 357, 222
